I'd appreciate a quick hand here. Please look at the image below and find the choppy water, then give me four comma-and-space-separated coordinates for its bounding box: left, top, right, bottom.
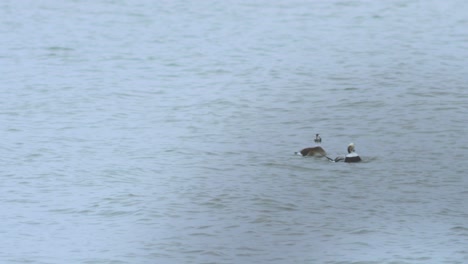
1, 0, 467, 263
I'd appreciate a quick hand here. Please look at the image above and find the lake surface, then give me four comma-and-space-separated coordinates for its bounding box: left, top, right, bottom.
1, 0, 467, 263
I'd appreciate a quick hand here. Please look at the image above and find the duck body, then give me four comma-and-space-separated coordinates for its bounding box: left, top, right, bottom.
314, 134, 321, 144
296, 134, 327, 157
343, 143, 361, 162
296, 146, 326, 157
344, 152, 361, 162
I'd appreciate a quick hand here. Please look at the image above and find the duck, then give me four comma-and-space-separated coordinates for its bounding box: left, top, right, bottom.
295, 134, 327, 157
335, 143, 361, 162
314, 133, 321, 144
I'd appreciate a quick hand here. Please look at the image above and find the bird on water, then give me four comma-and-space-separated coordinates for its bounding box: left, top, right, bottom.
314, 133, 321, 144
296, 135, 362, 163
334, 143, 361, 162
295, 134, 326, 157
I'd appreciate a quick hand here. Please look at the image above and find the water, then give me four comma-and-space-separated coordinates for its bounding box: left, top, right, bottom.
1, 0, 467, 263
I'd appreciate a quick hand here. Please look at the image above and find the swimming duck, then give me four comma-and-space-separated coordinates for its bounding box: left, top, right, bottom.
295, 134, 326, 157
296, 146, 326, 157
314, 134, 321, 144
335, 143, 361, 162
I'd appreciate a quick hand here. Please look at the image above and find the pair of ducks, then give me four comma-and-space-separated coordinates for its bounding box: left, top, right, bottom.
296, 134, 361, 162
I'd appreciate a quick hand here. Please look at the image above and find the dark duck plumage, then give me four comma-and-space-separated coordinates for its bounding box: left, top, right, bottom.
297, 146, 327, 156
296, 134, 326, 157
333, 143, 362, 162
344, 143, 361, 162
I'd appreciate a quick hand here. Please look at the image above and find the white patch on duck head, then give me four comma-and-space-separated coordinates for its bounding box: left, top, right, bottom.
347, 143, 355, 153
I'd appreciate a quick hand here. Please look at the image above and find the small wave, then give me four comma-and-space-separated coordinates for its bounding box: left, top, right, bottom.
349, 228, 375, 235
450, 226, 468, 236
188, 232, 216, 237
45, 46, 74, 51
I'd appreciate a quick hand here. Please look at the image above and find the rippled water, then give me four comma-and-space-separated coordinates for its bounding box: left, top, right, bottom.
1, 0, 467, 263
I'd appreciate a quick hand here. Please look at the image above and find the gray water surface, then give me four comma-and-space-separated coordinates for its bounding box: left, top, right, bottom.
1, 0, 467, 263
